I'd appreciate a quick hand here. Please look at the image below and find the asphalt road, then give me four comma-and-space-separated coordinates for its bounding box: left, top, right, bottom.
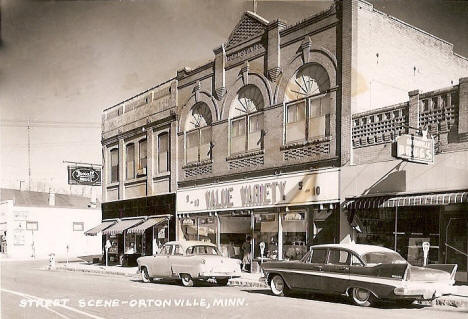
1, 260, 467, 319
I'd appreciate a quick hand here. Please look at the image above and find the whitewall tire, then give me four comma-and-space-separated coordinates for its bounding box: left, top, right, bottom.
270, 275, 288, 297
351, 288, 375, 307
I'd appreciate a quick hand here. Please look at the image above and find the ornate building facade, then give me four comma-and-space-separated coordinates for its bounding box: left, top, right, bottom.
94, 0, 468, 274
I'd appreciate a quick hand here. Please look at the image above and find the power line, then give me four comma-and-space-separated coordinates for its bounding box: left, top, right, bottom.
0, 120, 101, 128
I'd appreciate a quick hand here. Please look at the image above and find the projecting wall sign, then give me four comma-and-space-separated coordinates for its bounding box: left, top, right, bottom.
67, 166, 102, 186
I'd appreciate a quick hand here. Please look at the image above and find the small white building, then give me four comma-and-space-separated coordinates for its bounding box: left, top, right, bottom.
0, 188, 102, 260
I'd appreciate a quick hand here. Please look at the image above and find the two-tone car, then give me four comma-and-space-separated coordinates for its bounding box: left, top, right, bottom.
137, 241, 241, 287
262, 243, 457, 307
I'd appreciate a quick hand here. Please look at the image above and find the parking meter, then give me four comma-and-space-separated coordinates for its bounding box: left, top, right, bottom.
259, 242, 265, 263
422, 241, 430, 266
105, 240, 111, 267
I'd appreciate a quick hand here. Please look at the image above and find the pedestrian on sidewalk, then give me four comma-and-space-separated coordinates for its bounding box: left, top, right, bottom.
241, 235, 251, 272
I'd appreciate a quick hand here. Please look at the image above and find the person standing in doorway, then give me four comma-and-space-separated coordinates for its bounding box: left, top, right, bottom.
241, 235, 252, 272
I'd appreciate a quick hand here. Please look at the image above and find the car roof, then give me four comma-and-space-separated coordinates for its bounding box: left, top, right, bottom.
164, 241, 217, 250
311, 243, 398, 256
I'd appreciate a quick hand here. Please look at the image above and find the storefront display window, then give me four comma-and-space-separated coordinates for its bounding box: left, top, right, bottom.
282, 212, 307, 260
197, 216, 217, 244
124, 232, 142, 254
253, 213, 278, 260
181, 218, 198, 241
356, 207, 439, 265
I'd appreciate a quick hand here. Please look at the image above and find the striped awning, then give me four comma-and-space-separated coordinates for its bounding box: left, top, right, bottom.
127, 217, 168, 234
84, 220, 116, 236
346, 191, 468, 210
102, 218, 144, 236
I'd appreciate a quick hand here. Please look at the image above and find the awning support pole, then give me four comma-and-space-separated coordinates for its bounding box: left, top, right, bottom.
394, 206, 398, 252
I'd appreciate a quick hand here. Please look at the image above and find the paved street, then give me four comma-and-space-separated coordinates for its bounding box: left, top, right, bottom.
1, 260, 467, 319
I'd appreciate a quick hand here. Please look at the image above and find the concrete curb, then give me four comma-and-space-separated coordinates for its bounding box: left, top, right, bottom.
433, 295, 468, 309
52, 265, 139, 278
51, 265, 268, 287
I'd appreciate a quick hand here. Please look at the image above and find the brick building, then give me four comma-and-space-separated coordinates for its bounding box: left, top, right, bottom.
96, 0, 468, 272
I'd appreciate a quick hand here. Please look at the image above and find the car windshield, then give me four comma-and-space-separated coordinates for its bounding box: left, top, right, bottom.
361, 251, 407, 265
186, 245, 220, 256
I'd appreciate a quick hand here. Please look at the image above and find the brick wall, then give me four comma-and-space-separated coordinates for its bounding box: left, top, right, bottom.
354, 0, 468, 114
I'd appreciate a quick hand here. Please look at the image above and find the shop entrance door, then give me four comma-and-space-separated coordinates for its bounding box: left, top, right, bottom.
445, 218, 468, 282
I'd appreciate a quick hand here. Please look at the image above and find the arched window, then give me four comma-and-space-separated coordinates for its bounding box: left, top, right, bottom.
110, 148, 119, 183
284, 64, 331, 143
229, 85, 264, 155
126, 143, 135, 180
185, 103, 212, 164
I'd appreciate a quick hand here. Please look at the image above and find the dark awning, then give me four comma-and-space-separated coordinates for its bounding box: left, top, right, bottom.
84, 220, 116, 236
102, 218, 144, 236
127, 217, 168, 234
346, 191, 468, 209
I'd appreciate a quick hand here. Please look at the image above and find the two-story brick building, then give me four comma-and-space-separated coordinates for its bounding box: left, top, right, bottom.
94, 0, 468, 273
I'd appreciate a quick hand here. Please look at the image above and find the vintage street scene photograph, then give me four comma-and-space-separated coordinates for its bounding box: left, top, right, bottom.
1, 0, 468, 318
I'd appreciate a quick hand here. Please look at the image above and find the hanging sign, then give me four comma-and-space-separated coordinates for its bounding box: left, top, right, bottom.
67, 166, 102, 186
394, 134, 434, 164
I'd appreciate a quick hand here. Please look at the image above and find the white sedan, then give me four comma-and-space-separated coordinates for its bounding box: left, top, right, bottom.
137, 241, 241, 287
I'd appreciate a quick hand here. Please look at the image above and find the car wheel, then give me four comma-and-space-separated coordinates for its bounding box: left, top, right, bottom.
217, 278, 229, 286
270, 275, 289, 297
140, 267, 152, 283
351, 288, 375, 307
180, 274, 194, 287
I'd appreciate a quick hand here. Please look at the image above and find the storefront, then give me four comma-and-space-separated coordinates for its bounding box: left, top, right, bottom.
85, 214, 172, 266
176, 169, 340, 271
346, 191, 468, 282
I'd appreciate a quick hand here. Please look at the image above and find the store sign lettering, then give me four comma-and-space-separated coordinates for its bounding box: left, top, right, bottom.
205, 187, 234, 209
240, 182, 286, 207
205, 182, 287, 209
395, 135, 434, 164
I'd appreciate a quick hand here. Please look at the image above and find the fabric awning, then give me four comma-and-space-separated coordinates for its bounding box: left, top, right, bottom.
346, 191, 468, 209
102, 218, 144, 236
127, 217, 167, 234
84, 220, 116, 236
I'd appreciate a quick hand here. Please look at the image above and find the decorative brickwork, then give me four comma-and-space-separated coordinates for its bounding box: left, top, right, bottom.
282, 138, 331, 161
419, 89, 458, 136
352, 104, 408, 148
225, 13, 267, 50
228, 154, 264, 169
184, 163, 213, 178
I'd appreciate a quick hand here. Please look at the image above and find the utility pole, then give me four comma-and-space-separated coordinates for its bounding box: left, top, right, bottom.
253, 0, 257, 13
27, 120, 31, 191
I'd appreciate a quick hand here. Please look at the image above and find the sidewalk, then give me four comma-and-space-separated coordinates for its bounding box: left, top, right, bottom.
50, 262, 468, 308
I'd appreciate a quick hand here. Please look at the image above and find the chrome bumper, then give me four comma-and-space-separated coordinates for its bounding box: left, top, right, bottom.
394, 283, 456, 299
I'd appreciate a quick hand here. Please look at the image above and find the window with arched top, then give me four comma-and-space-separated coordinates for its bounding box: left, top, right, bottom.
229, 85, 264, 155
185, 103, 213, 164
284, 63, 331, 143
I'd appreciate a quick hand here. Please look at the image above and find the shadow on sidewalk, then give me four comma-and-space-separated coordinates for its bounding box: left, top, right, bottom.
242, 289, 428, 309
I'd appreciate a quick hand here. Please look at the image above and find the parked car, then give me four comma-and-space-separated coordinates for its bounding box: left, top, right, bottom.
261, 243, 457, 307
137, 241, 241, 287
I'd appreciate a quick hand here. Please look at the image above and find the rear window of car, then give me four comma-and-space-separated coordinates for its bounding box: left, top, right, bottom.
310, 249, 327, 264
362, 251, 407, 265
186, 245, 219, 256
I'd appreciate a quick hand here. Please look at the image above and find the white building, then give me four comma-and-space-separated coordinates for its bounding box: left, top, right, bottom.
0, 188, 102, 260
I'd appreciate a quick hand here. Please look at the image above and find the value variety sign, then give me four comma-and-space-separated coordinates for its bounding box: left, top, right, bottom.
394, 134, 434, 164
177, 169, 339, 214
67, 166, 102, 186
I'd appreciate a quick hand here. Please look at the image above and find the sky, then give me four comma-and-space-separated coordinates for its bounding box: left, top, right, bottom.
1, 0, 467, 197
